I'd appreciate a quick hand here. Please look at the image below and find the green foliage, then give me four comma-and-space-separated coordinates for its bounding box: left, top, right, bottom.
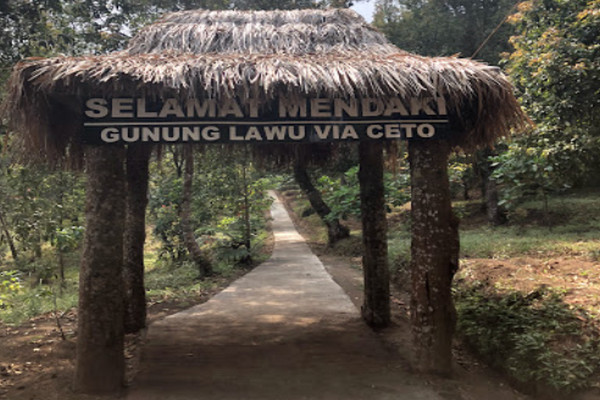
210, 178, 272, 262
388, 228, 411, 285
0, 264, 79, 325
317, 166, 362, 221
0, 147, 85, 262
455, 282, 600, 393
385, 170, 411, 207
315, 165, 411, 222
490, 131, 598, 212
386, 190, 600, 261
0, 152, 85, 264
0, 0, 352, 76
499, 0, 600, 202
148, 164, 185, 260
0, 0, 234, 63
456, 190, 600, 257
145, 261, 206, 294
507, 0, 599, 133
144, 258, 243, 302
448, 157, 477, 199
0, 283, 78, 325
490, 143, 571, 211
0, 270, 22, 309
373, 0, 517, 64
52, 226, 84, 253
148, 147, 272, 266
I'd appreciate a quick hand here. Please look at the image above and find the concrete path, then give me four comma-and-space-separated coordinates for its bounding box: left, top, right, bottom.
127, 192, 442, 400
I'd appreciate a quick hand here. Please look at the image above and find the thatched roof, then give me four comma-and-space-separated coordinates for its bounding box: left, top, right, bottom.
2, 8, 528, 162
127, 9, 399, 56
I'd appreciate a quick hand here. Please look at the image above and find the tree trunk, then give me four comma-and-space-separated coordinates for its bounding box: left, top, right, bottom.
358, 141, 390, 328
485, 178, 507, 225
0, 209, 18, 261
408, 139, 459, 376
181, 146, 212, 277
241, 164, 252, 264
477, 147, 506, 224
57, 171, 65, 290
293, 159, 350, 246
475, 149, 491, 207
123, 144, 151, 334
75, 146, 126, 394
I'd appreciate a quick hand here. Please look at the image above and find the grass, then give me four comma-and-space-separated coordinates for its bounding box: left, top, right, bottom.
388, 230, 410, 257
0, 268, 80, 326
460, 226, 600, 259
282, 190, 329, 244
387, 189, 600, 261
0, 221, 272, 325
144, 260, 239, 303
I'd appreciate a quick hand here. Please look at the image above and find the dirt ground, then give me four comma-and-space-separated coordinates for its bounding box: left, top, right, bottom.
1, 192, 599, 399
0, 275, 246, 400
0, 215, 278, 400
458, 257, 600, 318
0, 258, 531, 400
3, 255, 597, 400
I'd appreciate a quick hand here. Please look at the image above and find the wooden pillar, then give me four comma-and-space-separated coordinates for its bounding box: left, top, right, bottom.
408, 139, 459, 375
75, 146, 126, 394
124, 144, 151, 334
358, 141, 390, 328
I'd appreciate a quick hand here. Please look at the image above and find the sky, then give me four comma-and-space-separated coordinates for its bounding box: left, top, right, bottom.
350, 0, 376, 22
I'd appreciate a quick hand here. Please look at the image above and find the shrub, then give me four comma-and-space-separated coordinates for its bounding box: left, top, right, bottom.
455, 282, 600, 394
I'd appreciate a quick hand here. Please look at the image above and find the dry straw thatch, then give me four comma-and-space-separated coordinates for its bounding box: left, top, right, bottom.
2, 8, 529, 162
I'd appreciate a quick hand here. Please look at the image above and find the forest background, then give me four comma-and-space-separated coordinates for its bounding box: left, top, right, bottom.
0, 0, 599, 397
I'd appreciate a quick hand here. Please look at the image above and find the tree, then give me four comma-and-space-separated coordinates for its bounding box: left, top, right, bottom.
293, 158, 350, 246
0, 142, 85, 272
499, 0, 600, 198
193, 148, 272, 265
148, 146, 272, 267
0, 1, 65, 66
181, 146, 213, 277
123, 144, 152, 334
358, 142, 390, 328
372, 0, 520, 224
75, 146, 126, 394
373, 0, 517, 64
409, 139, 459, 374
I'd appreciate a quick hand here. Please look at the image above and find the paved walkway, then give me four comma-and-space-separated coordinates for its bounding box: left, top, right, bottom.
127, 192, 442, 400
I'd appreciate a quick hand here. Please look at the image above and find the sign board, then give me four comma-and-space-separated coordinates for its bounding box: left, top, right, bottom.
82, 96, 449, 145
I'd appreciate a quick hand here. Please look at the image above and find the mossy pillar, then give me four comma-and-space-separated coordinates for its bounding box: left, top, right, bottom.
124, 144, 151, 334
408, 139, 459, 375
75, 146, 126, 394
358, 141, 391, 328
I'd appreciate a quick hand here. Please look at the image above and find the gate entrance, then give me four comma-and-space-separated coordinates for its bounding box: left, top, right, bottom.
3, 8, 528, 394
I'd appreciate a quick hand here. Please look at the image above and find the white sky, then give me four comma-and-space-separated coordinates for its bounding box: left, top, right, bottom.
350, 0, 376, 23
